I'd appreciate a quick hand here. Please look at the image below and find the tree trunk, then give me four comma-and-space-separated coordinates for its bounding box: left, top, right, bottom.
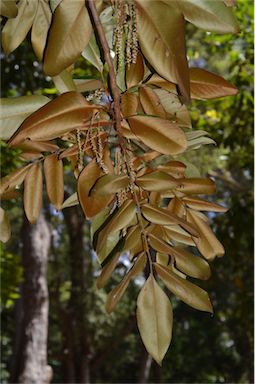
11, 212, 52, 384
63, 205, 92, 384
139, 347, 153, 384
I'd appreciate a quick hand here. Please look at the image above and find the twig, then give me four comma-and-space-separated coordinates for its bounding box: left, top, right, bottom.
86, 0, 153, 274
86, 0, 123, 140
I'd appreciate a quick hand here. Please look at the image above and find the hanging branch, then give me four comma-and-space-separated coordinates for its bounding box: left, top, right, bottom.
86, 0, 122, 138
86, 0, 153, 273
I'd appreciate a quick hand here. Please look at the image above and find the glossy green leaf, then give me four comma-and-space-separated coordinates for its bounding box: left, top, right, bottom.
155, 263, 213, 312
137, 274, 173, 365
43, 0, 92, 76
136, 0, 190, 101
128, 115, 187, 155
0, 95, 49, 140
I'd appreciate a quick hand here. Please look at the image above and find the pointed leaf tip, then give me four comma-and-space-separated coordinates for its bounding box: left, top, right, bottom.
137, 274, 173, 365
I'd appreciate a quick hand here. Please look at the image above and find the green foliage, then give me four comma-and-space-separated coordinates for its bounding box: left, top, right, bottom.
0, 246, 23, 309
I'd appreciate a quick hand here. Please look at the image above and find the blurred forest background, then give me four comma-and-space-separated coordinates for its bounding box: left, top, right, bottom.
0, 1, 253, 383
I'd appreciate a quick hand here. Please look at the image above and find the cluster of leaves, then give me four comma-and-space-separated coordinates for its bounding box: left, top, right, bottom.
0, 0, 239, 364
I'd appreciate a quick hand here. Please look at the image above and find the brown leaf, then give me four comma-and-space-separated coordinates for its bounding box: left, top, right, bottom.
91, 174, 130, 196
96, 252, 121, 289
0, 163, 33, 195
2, 0, 37, 54
146, 74, 177, 93
155, 263, 213, 312
168, 246, 211, 280
24, 162, 43, 223
142, 204, 199, 237
8, 92, 98, 146
78, 156, 114, 219
0, 190, 21, 201
136, 171, 179, 191
136, 0, 190, 101
0, 0, 18, 18
31, 0, 52, 60
139, 86, 167, 119
96, 199, 137, 254
106, 253, 146, 313
126, 51, 144, 89
0, 207, 11, 243
183, 196, 228, 212
176, 178, 216, 195
187, 209, 225, 260
121, 92, 139, 118
128, 115, 187, 155
43, 0, 92, 76
162, 0, 239, 33
124, 225, 144, 257
148, 233, 173, 255
189, 68, 238, 99
44, 154, 64, 210
163, 225, 195, 246
158, 161, 186, 178
154, 89, 192, 127
74, 79, 103, 93
167, 197, 185, 217
137, 274, 173, 366
18, 140, 59, 153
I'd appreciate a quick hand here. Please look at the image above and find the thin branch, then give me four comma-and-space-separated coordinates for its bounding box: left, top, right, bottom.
86, 0, 153, 274
86, 0, 123, 139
